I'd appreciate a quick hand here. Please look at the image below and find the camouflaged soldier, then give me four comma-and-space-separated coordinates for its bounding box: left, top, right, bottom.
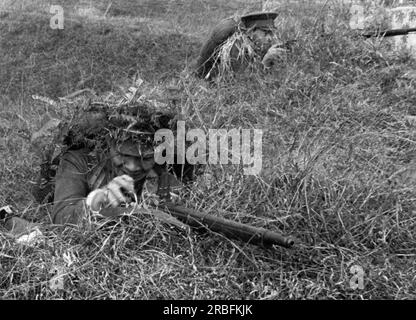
194, 11, 285, 79
52, 139, 156, 225
31, 104, 194, 226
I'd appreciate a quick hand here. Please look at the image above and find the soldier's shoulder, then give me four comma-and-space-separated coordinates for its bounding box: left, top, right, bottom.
60, 148, 92, 168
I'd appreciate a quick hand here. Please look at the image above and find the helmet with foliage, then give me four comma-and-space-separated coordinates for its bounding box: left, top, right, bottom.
30, 85, 180, 204
62, 101, 177, 153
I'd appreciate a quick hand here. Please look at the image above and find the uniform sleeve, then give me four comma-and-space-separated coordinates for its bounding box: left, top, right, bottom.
52, 149, 90, 225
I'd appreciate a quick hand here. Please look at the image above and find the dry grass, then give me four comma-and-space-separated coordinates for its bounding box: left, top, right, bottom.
1, 0, 416, 299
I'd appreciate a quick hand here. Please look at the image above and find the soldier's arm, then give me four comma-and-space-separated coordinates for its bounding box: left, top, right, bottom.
52, 149, 90, 225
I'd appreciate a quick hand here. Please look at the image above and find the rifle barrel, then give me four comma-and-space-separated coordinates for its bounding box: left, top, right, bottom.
162, 202, 295, 248
362, 27, 416, 38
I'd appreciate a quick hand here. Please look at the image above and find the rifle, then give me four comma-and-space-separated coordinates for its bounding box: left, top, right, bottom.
160, 200, 296, 248
157, 171, 295, 248
100, 172, 296, 249
279, 27, 416, 50
361, 27, 416, 38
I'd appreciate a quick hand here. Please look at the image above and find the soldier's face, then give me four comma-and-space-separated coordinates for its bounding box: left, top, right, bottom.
110, 142, 155, 179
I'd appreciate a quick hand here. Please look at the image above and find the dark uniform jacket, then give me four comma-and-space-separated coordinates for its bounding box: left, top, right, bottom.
52, 148, 147, 225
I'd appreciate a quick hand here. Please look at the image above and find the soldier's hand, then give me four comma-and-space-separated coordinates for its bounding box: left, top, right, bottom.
86, 175, 135, 212
105, 175, 135, 208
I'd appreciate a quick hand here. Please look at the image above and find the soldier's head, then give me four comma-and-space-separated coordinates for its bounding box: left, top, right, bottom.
65, 104, 177, 179
103, 107, 175, 179
109, 139, 155, 180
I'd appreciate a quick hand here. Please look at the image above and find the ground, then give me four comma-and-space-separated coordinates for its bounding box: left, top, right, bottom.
0, 0, 415, 299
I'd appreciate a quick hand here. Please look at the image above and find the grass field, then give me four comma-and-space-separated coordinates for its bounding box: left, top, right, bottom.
0, 0, 415, 299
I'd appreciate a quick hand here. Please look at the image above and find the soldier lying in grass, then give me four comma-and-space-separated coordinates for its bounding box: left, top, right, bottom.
31, 103, 195, 226
194, 11, 287, 79
52, 139, 157, 225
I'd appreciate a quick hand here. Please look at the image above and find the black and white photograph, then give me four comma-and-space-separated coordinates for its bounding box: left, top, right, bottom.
0, 0, 415, 303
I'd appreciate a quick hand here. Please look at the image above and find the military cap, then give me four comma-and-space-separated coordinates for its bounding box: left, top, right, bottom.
240, 11, 278, 29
